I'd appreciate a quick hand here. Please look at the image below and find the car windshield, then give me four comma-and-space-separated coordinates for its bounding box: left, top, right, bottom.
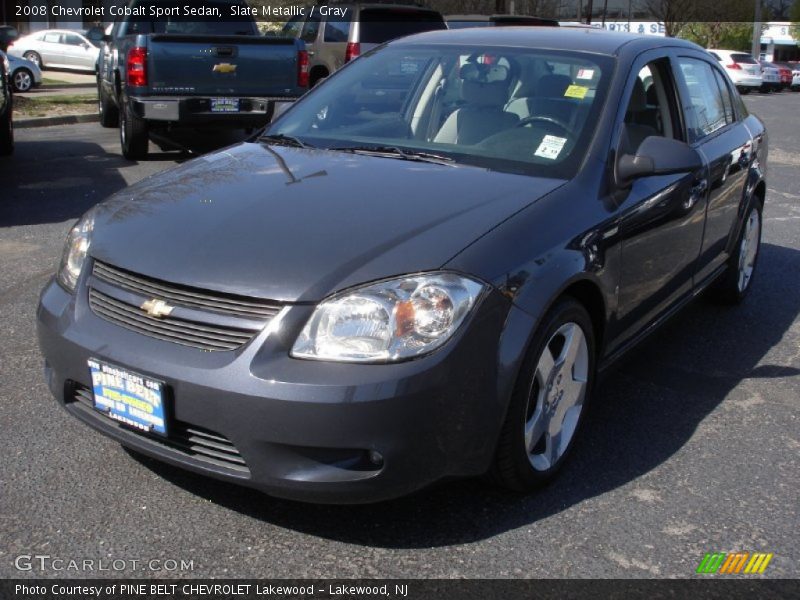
266, 45, 612, 178
732, 53, 757, 64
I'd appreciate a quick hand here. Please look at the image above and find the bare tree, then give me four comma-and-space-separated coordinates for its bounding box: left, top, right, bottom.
639, 0, 697, 37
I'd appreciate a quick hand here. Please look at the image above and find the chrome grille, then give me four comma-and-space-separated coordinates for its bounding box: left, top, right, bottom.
89, 261, 281, 351
93, 261, 281, 319
72, 384, 249, 474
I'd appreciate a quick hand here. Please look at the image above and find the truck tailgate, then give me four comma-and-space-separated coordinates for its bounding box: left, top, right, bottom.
147, 35, 300, 97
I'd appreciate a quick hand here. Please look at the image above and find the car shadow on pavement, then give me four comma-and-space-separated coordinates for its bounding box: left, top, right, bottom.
0, 139, 190, 228
129, 241, 800, 548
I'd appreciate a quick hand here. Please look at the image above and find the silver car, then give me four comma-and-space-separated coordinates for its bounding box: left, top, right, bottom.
8, 29, 99, 72
281, 3, 446, 87
6, 53, 42, 92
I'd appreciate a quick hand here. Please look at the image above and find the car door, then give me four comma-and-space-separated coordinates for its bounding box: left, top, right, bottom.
672, 55, 753, 285
40, 32, 65, 66
608, 51, 709, 352
62, 33, 91, 69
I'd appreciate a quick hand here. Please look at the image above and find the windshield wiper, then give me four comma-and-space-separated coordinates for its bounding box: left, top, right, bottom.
260, 134, 312, 149
332, 145, 456, 166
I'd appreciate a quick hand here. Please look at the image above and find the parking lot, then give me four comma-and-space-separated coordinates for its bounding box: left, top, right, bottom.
0, 92, 798, 578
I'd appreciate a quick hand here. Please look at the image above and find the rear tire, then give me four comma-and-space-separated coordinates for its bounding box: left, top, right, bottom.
737, 86, 750, 95
98, 83, 119, 128
0, 106, 14, 156
490, 298, 595, 492
709, 200, 762, 305
119, 101, 148, 160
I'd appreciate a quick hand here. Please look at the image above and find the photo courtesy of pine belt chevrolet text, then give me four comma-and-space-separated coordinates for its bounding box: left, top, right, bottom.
37, 27, 767, 504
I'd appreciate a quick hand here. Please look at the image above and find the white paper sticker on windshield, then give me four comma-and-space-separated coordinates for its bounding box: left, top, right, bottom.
577, 68, 594, 80
534, 135, 567, 160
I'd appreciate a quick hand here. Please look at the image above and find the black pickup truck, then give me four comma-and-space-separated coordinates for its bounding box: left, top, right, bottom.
98, 0, 309, 159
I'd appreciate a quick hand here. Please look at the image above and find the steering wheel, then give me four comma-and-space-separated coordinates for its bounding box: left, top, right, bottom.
515, 115, 573, 137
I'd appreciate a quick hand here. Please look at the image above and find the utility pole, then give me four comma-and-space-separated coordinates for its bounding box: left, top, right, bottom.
751, 0, 762, 58
586, 0, 594, 24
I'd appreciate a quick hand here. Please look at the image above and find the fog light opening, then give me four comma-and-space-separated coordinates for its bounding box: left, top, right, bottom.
369, 450, 384, 468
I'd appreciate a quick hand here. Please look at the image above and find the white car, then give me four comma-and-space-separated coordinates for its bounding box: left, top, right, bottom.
758, 61, 781, 92
793, 66, 800, 90
707, 49, 762, 94
7, 29, 99, 72
6, 53, 42, 92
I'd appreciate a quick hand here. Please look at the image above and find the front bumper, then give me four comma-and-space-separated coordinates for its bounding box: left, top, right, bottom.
37, 275, 512, 504
129, 95, 297, 128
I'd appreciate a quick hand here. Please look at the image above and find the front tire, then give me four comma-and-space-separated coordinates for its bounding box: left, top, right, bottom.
23, 51, 42, 69
491, 298, 595, 491
709, 201, 762, 304
119, 101, 148, 160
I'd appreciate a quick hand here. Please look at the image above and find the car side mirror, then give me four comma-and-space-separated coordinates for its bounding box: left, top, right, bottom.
616, 136, 703, 187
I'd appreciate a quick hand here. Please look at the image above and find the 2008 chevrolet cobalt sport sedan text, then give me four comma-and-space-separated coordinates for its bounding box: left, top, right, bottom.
38, 28, 767, 503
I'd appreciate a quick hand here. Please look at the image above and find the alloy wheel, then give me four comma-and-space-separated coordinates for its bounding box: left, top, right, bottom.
737, 209, 761, 293
13, 70, 32, 92
524, 322, 589, 471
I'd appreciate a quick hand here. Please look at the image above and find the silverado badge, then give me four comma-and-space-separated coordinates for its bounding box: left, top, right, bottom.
213, 63, 237, 74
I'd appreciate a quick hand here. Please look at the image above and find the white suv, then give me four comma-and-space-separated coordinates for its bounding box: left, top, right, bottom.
707, 49, 762, 94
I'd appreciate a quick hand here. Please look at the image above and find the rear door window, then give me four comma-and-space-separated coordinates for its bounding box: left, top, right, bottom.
358, 9, 446, 44
324, 12, 352, 42
300, 15, 321, 43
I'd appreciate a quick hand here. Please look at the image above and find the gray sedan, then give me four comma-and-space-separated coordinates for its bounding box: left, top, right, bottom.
8, 29, 99, 72
6, 53, 42, 92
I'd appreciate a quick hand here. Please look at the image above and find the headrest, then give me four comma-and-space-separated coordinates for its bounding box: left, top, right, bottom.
460, 62, 510, 84
462, 80, 509, 106
537, 74, 572, 98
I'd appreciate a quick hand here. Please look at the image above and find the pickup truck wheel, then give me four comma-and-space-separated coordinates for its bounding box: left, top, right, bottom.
98, 85, 119, 128
709, 201, 762, 304
120, 103, 148, 160
0, 107, 13, 156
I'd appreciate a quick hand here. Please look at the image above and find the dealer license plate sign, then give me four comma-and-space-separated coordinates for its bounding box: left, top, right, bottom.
211, 98, 240, 113
89, 359, 167, 437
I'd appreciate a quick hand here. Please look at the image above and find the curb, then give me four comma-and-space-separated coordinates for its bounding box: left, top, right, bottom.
15, 113, 99, 129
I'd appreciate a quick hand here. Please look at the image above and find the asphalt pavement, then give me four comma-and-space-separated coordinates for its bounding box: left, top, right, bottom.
0, 93, 798, 579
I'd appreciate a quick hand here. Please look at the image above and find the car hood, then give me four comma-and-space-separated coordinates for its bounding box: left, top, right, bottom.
91, 143, 564, 302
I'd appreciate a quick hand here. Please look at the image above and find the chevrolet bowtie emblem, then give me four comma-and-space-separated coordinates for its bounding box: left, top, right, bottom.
141, 299, 174, 318
213, 63, 237, 74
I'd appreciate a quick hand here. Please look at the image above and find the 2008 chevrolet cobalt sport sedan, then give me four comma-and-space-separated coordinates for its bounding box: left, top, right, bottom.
38, 28, 767, 503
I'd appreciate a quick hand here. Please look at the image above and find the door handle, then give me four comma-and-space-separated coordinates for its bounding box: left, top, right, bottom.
683, 178, 708, 211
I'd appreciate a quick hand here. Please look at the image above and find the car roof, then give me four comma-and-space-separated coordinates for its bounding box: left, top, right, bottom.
393, 26, 702, 56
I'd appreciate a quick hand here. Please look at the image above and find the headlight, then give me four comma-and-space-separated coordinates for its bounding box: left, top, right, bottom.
57, 210, 95, 292
291, 273, 484, 363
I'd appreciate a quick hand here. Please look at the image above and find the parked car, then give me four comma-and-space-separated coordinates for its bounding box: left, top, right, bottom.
792, 64, 800, 90
757, 60, 781, 92
7, 29, 100, 71
98, 0, 308, 159
7, 53, 42, 92
280, 2, 446, 87
769, 61, 793, 90
446, 14, 559, 28
38, 28, 767, 504
707, 49, 762, 94
0, 50, 13, 156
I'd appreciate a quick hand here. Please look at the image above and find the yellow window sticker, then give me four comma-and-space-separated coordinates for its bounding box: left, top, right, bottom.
564, 85, 589, 99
